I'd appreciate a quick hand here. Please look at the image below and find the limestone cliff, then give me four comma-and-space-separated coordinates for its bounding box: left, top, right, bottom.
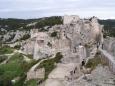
22, 15, 103, 61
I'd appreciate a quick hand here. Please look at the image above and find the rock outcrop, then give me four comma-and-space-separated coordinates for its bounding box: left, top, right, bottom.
22, 15, 104, 86
0, 30, 30, 43
20, 15, 105, 86
22, 15, 103, 61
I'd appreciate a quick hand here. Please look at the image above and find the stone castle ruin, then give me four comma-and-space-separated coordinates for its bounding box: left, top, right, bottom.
24, 15, 115, 86
22, 15, 103, 62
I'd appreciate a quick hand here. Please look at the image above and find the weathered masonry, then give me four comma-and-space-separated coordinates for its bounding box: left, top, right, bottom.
99, 48, 115, 74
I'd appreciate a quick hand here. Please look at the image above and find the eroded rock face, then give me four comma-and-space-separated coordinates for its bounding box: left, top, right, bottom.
22, 15, 103, 61
2, 31, 15, 42
22, 15, 104, 86
11, 30, 30, 42
0, 30, 30, 43
21, 39, 35, 55
33, 32, 52, 60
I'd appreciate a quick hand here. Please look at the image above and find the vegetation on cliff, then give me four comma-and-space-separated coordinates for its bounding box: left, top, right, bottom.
0, 46, 14, 54
0, 16, 62, 31
38, 52, 63, 80
85, 52, 107, 70
99, 19, 115, 37
0, 53, 38, 86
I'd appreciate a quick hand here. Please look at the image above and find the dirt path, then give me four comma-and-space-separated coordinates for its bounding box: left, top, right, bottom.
0, 50, 18, 65
28, 54, 55, 72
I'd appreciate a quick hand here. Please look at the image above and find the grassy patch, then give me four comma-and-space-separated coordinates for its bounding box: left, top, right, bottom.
39, 59, 56, 80
50, 31, 58, 37
0, 46, 14, 54
0, 53, 38, 86
38, 52, 63, 80
25, 79, 37, 86
0, 53, 24, 86
85, 57, 101, 70
14, 45, 21, 50
25, 54, 33, 59
14, 60, 40, 86
0, 53, 24, 79
0, 55, 8, 63
85, 52, 106, 70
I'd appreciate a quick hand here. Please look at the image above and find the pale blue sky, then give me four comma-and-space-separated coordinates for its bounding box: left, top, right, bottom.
0, 0, 115, 19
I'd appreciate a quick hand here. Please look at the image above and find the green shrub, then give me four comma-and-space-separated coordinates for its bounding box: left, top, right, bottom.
47, 42, 52, 47
25, 54, 33, 59
51, 31, 57, 37
0, 46, 14, 54
38, 59, 56, 80
85, 53, 103, 70
14, 45, 21, 50
13, 60, 39, 86
13, 74, 26, 86
0, 76, 13, 86
25, 79, 37, 86
0, 53, 24, 79
0, 53, 38, 86
35, 16, 63, 29
0, 55, 7, 63
99, 19, 115, 37
20, 34, 30, 41
38, 52, 63, 80
54, 52, 63, 63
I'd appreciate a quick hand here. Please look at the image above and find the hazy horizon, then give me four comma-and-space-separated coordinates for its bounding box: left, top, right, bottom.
0, 0, 115, 19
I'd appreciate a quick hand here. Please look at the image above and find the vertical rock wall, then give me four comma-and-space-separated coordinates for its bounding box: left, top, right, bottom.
22, 15, 103, 61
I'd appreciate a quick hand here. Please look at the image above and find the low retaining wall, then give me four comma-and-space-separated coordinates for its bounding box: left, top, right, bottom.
99, 48, 115, 74
27, 68, 45, 80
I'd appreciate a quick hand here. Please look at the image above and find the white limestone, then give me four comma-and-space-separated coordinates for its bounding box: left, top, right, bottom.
63, 15, 80, 24
22, 15, 105, 86
22, 15, 103, 61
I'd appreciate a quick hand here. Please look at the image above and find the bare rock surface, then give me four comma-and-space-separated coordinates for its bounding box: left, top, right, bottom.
74, 65, 115, 86
22, 15, 103, 61
48, 63, 81, 79
46, 65, 115, 86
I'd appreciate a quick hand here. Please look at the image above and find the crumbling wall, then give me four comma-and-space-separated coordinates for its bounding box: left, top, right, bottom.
27, 68, 45, 80
99, 48, 115, 74
22, 15, 103, 61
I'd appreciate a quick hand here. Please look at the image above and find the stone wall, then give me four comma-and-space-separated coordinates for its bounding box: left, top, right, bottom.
22, 15, 103, 61
27, 68, 45, 80
99, 48, 115, 74
63, 15, 80, 24
103, 37, 115, 57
